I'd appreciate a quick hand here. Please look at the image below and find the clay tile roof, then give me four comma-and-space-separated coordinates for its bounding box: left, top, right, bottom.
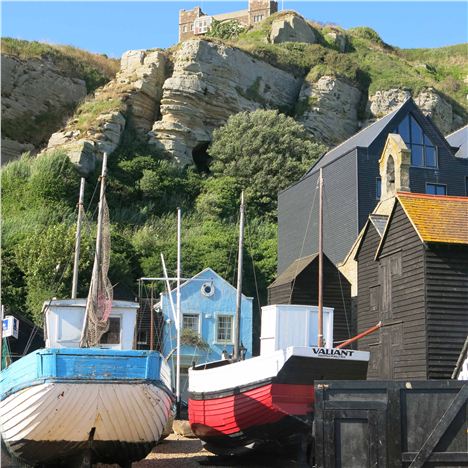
397, 192, 468, 244
268, 254, 318, 289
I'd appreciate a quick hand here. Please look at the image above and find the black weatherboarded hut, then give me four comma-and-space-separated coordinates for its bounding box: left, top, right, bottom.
355, 193, 468, 380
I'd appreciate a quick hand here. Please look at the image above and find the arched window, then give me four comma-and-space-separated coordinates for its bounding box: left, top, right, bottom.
386, 155, 395, 194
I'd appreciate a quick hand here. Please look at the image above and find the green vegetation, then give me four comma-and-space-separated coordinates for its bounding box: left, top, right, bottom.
74, 98, 122, 133
206, 19, 246, 40
208, 110, 327, 218
2, 37, 119, 92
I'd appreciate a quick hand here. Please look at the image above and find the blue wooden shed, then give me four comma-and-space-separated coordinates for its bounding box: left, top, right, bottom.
160, 268, 253, 401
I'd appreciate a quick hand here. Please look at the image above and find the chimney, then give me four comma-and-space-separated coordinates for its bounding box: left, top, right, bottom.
378, 133, 411, 201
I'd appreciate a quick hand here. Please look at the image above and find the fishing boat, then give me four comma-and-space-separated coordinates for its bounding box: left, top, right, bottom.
188, 174, 377, 456
1, 154, 174, 467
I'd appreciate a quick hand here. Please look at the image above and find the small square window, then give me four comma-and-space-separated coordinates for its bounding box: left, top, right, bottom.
100, 317, 121, 344
137, 329, 148, 345
426, 183, 446, 195
216, 315, 233, 343
183, 314, 199, 332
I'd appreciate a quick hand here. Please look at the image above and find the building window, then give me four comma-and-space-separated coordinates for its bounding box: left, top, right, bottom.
100, 317, 121, 344
394, 115, 437, 168
183, 25, 187, 33
376, 177, 381, 200
216, 315, 233, 343
183, 313, 199, 332
426, 183, 446, 195
137, 329, 148, 345
190, 23, 193, 31
254, 14, 264, 22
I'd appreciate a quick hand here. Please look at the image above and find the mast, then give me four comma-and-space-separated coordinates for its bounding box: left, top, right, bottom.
318, 168, 324, 348
80, 152, 108, 347
233, 191, 245, 361
71, 178, 85, 299
175, 207, 182, 418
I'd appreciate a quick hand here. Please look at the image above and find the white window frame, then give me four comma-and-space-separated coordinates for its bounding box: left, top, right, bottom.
100, 315, 122, 346
182, 312, 201, 334
215, 314, 233, 344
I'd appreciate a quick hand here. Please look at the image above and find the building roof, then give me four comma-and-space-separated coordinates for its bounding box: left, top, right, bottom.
213, 9, 248, 21
379, 193, 468, 250
268, 254, 318, 289
301, 100, 409, 180
445, 125, 468, 158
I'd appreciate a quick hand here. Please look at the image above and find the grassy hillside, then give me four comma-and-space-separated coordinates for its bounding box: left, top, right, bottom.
222, 12, 467, 118
1, 37, 119, 92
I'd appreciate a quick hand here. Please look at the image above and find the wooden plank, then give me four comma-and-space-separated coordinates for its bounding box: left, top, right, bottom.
408, 384, 468, 468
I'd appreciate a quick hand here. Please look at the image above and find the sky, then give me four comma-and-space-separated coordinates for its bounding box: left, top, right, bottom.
2, 1, 467, 59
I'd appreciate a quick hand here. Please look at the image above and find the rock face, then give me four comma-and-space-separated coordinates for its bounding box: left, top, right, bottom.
149, 40, 302, 164
1, 54, 87, 162
45, 49, 167, 175
368, 89, 412, 118
414, 89, 453, 135
324, 30, 347, 52
296, 75, 361, 145
270, 14, 317, 44
369, 87, 456, 134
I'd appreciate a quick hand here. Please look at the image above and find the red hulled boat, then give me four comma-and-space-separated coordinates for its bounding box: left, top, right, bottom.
188, 346, 369, 455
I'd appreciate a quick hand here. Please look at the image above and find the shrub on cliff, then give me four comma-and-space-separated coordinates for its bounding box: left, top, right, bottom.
208, 109, 327, 218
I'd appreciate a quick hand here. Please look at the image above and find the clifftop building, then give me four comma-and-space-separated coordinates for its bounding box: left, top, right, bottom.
179, 0, 278, 42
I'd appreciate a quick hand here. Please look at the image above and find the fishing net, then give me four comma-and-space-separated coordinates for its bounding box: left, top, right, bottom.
80, 196, 113, 347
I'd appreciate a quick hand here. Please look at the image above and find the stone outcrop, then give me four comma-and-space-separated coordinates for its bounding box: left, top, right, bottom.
368, 88, 412, 118
1, 54, 87, 162
296, 75, 361, 145
414, 88, 453, 135
368, 87, 457, 133
45, 49, 167, 175
269, 14, 317, 44
324, 30, 347, 52
149, 40, 302, 164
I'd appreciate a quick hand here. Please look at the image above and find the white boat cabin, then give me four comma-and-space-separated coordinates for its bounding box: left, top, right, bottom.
260, 304, 334, 355
43, 299, 138, 350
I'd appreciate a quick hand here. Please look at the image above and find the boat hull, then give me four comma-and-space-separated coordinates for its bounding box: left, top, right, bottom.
188, 346, 369, 455
1, 349, 174, 465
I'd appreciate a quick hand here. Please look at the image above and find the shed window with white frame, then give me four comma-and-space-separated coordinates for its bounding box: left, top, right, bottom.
100, 317, 121, 344
183, 313, 199, 332
216, 315, 233, 343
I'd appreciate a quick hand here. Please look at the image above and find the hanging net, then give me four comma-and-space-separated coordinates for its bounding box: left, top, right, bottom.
80, 196, 113, 347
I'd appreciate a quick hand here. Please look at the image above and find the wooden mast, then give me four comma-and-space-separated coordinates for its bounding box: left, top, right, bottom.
175, 207, 182, 418
318, 168, 324, 348
71, 178, 85, 299
233, 192, 245, 361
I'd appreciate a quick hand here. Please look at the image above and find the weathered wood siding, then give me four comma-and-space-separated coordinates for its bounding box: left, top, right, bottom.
376, 203, 427, 379
356, 223, 382, 354
268, 259, 353, 345
425, 245, 468, 379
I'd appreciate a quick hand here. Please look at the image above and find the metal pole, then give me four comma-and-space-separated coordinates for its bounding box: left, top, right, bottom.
176, 208, 182, 418
318, 168, 324, 348
233, 192, 245, 361
72, 178, 85, 299
161, 254, 177, 324
150, 285, 154, 351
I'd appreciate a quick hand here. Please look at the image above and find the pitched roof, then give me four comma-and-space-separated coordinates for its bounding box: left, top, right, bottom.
397, 192, 468, 245
445, 125, 468, 158
268, 253, 318, 289
301, 100, 409, 179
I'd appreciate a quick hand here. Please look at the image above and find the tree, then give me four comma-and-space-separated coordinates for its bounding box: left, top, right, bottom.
206, 19, 245, 40
208, 109, 327, 218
